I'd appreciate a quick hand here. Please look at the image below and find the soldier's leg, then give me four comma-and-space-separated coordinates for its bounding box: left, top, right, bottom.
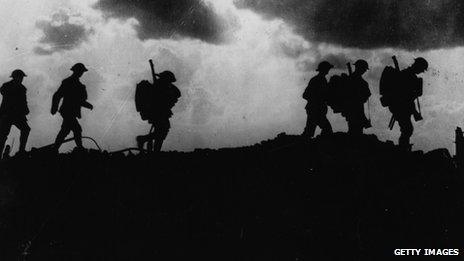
303, 109, 317, 138
12, 117, 31, 152
69, 118, 83, 148
397, 114, 413, 149
0, 117, 13, 157
54, 116, 72, 150
319, 115, 333, 136
137, 124, 157, 151
154, 118, 170, 152
349, 108, 365, 135
347, 119, 358, 134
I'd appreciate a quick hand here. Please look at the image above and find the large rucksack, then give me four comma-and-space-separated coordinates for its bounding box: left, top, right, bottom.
135, 80, 154, 121
379, 66, 401, 107
327, 73, 351, 114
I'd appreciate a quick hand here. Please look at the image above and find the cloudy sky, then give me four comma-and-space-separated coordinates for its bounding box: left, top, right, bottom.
1, 0, 464, 153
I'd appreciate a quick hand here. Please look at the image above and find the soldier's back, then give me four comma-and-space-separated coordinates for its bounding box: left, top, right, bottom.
306, 74, 327, 103
149, 82, 180, 120
394, 69, 419, 103
0, 80, 28, 116
351, 74, 370, 103
58, 76, 86, 117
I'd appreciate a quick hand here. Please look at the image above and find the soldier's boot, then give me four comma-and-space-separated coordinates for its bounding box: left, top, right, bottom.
302, 125, 316, 139
18, 127, 30, 153
399, 143, 412, 152
399, 137, 412, 152
74, 131, 84, 150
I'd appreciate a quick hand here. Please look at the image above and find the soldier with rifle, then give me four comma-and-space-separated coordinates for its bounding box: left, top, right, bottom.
136, 60, 181, 152
388, 57, 428, 151
301, 61, 334, 138
51, 63, 93, 151
344, 60, 371, 135
0, 69, 31, 158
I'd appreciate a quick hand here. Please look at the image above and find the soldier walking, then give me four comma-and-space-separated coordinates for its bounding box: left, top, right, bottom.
344, 60, 371, 135
389, 58, 428, 150
51, 63, 93, 151
0, 69, 31, 157
301, 61, 334, 138
136, 71, 181, 152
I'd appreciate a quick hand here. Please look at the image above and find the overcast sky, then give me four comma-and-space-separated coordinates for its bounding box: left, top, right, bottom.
1, 0, 464, 153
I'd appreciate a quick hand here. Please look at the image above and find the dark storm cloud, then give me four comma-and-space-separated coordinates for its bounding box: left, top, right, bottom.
34, 11, 94, 55
94, 0, 227, 43
235, 0, 464, 51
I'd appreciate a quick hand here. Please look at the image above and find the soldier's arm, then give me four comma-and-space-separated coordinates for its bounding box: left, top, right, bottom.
81, 86, 93, 110
51, 82, 65, 114
82, 101, 93, 110
361, 81, 371, 103
302, 79, 313, 100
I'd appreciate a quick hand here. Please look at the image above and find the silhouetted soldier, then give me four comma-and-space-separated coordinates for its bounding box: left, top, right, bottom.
344, 60, 371, 135
136, 71, 181, 152
302, 61, 333, 138
390, 57, 428, 150
0, 69, 31, 157
51, 63, 93, 151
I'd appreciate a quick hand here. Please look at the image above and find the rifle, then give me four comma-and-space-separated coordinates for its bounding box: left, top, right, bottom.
147, 59, 156, 152
388, 56, 400, 130
346, 62, 353, 76
149, 59, 157, 86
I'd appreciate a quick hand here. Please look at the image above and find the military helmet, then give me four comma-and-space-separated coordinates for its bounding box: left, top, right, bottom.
316, 61, 334, 72
10, 69, 27, 78
71, 63, 88, 72
354, 59, 369, 70
158, 71, 176, 82
413, 57, 428, 71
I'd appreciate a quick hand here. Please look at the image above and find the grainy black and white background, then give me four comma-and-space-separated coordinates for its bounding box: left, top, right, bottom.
1, 0, 464, 152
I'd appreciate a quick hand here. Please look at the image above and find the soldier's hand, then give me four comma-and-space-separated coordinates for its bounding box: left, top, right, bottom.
89, 104, 94, 110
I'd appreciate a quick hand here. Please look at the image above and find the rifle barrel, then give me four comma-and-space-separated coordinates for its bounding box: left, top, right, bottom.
149, 59, 156, 85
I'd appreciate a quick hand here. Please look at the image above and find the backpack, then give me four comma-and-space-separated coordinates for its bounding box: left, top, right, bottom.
327, 73, 351, 114
379, 66, 400, 107
135, 80, 153, 121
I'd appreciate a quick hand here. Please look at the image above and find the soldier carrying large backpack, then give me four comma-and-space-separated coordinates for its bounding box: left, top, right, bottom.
326, 60, 371, 136
379, 56, 428, 151
136, 60, 181, 152
301, 61, 334, 138
344, 60, 371, 135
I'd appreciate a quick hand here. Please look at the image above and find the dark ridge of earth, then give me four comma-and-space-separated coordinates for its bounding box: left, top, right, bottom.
0, 132, 462, 260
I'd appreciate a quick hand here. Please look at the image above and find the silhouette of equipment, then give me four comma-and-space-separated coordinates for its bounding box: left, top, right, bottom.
381, 56, 423, 130
135, 60, 180, 152
35, 136, 102, 152
348, 62, 372, 128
